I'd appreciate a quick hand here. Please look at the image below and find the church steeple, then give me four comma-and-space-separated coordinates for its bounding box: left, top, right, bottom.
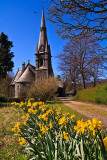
39, 10, 48, 50
35, 11, 53, 79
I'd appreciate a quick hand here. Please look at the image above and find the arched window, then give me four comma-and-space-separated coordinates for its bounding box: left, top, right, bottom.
40, 57, 43, 67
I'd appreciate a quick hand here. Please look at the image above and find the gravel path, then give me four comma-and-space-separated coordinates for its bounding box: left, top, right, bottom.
59, 97, 107, 129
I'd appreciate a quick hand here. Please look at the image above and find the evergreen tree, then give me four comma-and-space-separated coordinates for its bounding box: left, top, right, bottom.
0, 32, 14, 78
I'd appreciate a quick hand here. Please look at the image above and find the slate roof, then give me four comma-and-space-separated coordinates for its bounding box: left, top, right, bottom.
11, 63, 35, 84
11, 70, 22, 85
16, 65, 35, 83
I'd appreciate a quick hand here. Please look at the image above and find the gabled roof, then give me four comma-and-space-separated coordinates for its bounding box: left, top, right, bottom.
11, 70, 22, 85
16, 64, 35, 83
11, 63, 35, 84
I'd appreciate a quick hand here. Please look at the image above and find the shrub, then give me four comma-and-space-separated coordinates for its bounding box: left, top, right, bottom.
0, 75, 12, 97
74, 83, 107, 104
0, 94, 8, 102
19, 84, 31, 101
0, 93, 20, 103
27, 77, 58, 101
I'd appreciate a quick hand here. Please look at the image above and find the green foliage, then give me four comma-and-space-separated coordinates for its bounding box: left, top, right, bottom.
74, 83, 107, 104
0, 32, 14, 78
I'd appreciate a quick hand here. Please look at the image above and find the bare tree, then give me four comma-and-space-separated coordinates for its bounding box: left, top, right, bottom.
88, 54, 105, 86
57, 32, 104, 90
47, 0, 107, 39
58, 50, 79, 94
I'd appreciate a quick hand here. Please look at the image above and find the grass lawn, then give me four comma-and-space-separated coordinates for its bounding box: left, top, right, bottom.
0, 106, 28, 160
0, 99, 85, 159
46, 98, 86, 120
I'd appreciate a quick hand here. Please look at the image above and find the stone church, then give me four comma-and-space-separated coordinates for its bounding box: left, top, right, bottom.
11, 11, 53, 98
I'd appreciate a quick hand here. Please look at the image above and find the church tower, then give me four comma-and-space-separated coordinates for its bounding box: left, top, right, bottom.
35, 11, 53, 79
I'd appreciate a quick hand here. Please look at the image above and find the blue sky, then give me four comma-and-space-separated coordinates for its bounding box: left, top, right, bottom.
0, 0, 66, 76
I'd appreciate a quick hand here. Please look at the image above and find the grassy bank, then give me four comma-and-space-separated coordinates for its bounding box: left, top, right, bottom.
73, 83, 107, 104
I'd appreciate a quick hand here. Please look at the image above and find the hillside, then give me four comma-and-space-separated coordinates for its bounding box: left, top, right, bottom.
73, 83, 107, 104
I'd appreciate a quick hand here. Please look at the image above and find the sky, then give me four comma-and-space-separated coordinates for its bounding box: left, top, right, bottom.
0, 0, 66, 76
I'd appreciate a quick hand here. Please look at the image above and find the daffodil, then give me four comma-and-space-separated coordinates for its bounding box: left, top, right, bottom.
49, 122, 53, 129
103, 137, 107, 150
12, 122, 21, 133
38, 123, 42, 128
40, 125, 49, 134
59, 116, 67, 127
71, 114, 76, 119
21, 115, 26, 119
18, 137, 26, 146
74, 120, 87, 134
40, 113, 48, 121
92, 118, 102, 129
65, 113, 70, 117
62, 131, 69, 141
46, 109, 53, 115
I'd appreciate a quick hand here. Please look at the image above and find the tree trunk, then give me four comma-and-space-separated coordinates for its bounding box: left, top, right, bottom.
94, 77, 96, 87
73, 81, 77, 95
81, 72, 86, 89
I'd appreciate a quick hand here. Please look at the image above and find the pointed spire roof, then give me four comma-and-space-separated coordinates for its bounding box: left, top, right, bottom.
39, 11, 48, 49
41, 10, 46, 28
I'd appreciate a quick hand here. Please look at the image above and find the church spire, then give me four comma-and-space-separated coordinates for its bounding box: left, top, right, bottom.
39, 11, 48, 49
41, 10, 46, 28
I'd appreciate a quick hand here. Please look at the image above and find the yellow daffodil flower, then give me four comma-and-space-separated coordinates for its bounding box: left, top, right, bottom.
103, 137, 107, 150
18, 137, 26, 146
62, 131, 69, 141
59, 116, 67, 127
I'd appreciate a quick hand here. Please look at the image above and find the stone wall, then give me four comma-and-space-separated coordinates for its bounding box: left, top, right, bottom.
35, 69, 48, 80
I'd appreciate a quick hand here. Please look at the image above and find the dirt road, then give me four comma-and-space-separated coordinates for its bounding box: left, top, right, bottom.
59, 97, 107, 129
